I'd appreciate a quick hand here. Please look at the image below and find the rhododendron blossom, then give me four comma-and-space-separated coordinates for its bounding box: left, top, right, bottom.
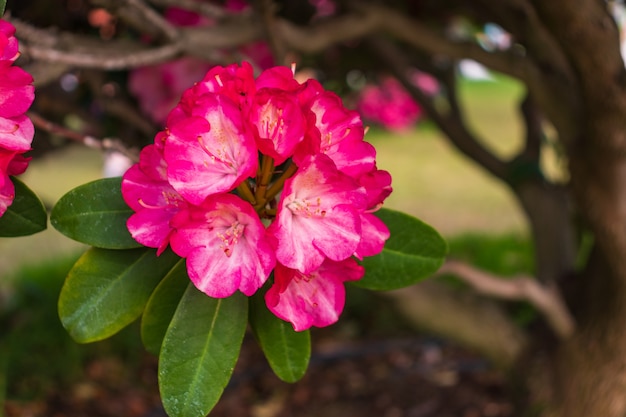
268, 154, 366, 274
170, 193, 275, 298
0, 19, 35, 217
356, 76, 423, 131
122, 62, 392, 331
266, 258, 364, 332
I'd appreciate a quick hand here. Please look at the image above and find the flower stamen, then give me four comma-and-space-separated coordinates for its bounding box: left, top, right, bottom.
217, 221, 245, 257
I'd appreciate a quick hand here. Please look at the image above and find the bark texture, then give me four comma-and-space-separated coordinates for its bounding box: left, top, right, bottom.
366, 1, 626, 415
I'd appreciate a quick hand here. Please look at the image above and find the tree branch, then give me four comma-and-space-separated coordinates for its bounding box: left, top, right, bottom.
372, 7, 530, 81
93, 0, 180, 41
439, 259, 575, 339
28, 112, 139, 162
11, 16, 184, 70
11, 2, 535, 79
146, 0, 248, 20
21, 43, 182, 70
367, 36, 509, 181
518, 93, 543, 161
253, 0, 286, 65
382, 280, 529, 369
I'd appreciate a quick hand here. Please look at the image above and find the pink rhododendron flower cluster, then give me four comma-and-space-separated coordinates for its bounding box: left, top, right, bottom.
122, 62, 392, 331
356, 76, 424, 132
0, 20, 35, 216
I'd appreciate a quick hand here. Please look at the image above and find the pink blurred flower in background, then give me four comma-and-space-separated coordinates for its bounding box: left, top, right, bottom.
129, 57, 214, 126
0, 19, 35, 216
356, 72, 439, 132
129, 0, 274, 126
356, 77, 421, 132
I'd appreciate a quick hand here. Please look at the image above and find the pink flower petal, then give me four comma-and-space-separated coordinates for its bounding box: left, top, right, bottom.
0, 175, 14, 216
268, 154, 366, 273
0, 66, 35, 118
265, 258, 364, 331
0, 20, 18, 62
353, 168, 392, 258
0, 147, 18, 216
193, 62, 256, 109
255, 65, 300, 91
122, 145, 186, 253
164, 94, 258, 204
354, 212, 390, 259
359, 168, 393, 208
0, 114, 34, 152
170, 193, 275, 298
7, 153, 30, 177
250, 88, 307, 164
296, 90, 375, 177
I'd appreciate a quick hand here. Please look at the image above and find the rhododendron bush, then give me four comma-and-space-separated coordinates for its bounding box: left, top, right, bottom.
2, 1, 446, 416
50, 61, 446, 417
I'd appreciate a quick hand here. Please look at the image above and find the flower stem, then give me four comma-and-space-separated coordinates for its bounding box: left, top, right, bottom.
255, 155, 275, 202
236, 181, 256, 205
264, 162, 297, 203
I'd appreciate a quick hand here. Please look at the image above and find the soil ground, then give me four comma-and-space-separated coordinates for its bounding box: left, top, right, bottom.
4, 327, 515, 417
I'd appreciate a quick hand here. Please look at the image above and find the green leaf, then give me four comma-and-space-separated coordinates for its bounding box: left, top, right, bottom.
249, 289, 310, 383
51, 177, 140, 249
159, 288, 248, 417
0, 177, 47, 237
141, 259, 189, 355
58, 247, 180, 343
0, 0, 5, 16
355, 208, 447, 290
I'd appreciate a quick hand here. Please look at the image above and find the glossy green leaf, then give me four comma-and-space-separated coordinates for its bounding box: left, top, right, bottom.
51, 177, 140, 249
0, 1, 6, 15
356, 208, 447, 290
0, 177, 47, 237
249, 289, 310, 382
141, 259, 189, 355
59, 247, 180, 343
159, 288, 247, 417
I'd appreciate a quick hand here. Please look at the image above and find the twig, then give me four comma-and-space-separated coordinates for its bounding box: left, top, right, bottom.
20, 42, 183, 70
519, 93, 543, 161
125, 0, 179, 40
367, 36, 509, 181
253, 0, 287, 65
93, 0, 180, 41
12, 3, 531, 77
438, 259, 575, 339
146, 0, 249, 20
28, 112, 139, 162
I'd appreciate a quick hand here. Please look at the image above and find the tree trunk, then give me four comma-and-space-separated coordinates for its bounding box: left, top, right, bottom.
526, 244, 626, 417
533, 140, 626, 416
